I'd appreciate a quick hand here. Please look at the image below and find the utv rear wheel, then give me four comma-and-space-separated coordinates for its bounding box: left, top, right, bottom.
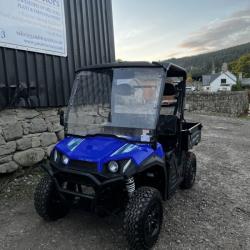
124, 187, 163, 250
34, 175, 70, 221
180, 152, 196, 189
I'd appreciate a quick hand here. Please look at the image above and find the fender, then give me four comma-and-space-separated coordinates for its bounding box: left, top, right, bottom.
126, 155, 168, 200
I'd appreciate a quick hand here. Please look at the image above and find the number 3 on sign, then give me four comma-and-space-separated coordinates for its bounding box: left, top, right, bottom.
0, 29, 6, 39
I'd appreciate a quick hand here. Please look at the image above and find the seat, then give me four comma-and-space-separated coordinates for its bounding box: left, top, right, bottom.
162, 83, 177, 107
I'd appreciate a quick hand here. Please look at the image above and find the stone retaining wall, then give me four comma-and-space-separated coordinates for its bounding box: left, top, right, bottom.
0, 108, 64, 174
186, 91, 249, 117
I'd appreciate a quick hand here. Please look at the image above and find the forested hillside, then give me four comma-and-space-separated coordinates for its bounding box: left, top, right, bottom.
164, 43, 250, 77
229, 53, 250, 78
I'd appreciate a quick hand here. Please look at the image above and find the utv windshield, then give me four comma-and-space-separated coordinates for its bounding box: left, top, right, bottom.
66, 67, 165, 141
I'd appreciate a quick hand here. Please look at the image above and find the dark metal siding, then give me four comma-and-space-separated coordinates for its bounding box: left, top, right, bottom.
0, 0, 115, 108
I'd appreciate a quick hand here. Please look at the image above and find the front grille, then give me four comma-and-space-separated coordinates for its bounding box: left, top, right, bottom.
61, 182, 95, 197
69, 160, 97, 172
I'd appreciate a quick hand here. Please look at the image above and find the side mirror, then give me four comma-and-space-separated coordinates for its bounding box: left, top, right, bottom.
59, 110, 64, 126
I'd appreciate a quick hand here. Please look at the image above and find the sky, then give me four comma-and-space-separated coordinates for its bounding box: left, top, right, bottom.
112, 0, 250, 61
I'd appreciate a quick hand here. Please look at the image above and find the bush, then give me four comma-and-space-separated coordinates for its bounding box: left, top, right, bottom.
232, 81, 243, 91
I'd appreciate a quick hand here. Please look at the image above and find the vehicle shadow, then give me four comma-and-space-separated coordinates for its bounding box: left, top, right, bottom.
63, 205, 128, 249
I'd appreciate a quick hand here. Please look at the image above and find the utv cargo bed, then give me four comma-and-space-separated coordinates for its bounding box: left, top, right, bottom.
182, 122, 202, 150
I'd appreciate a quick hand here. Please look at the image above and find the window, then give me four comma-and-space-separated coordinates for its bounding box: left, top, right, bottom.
221, 79, 226, 84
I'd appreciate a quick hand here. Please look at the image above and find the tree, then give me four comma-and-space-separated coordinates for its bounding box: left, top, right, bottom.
231, 80, 243, 91
229, 53, 250, 78
186, 73, 193, 84
190, 67, 204, 78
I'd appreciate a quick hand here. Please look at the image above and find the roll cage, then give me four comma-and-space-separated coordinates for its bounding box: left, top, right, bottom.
65, 61, 187, 147
76, 61, 187, 119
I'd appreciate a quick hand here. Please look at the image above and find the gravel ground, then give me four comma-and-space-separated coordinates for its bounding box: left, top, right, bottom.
0, 113, 249, 250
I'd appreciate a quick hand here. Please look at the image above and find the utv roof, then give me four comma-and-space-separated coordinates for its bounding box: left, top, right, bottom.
76, 61, 187, 79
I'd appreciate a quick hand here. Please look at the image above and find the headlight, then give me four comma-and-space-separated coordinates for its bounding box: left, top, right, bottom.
53, 150, 58, 162
108, 161, 119, 173
62, 155, 69, 165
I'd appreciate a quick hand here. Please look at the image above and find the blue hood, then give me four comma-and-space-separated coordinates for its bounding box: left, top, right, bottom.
55, 136, 126, 162
54, 136, 164, 172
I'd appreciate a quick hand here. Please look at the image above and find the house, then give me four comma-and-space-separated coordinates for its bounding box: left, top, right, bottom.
202, 71, 237, 92
239, 73, 250, 87
241, 78, 250, 87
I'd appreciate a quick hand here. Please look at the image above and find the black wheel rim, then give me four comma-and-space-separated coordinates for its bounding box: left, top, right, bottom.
144, 202, 162, 245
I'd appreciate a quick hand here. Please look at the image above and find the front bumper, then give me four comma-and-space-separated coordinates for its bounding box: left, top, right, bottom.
40, 162, 124, 199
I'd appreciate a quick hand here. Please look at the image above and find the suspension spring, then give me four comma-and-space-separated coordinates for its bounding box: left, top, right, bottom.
125, 177, 135, 195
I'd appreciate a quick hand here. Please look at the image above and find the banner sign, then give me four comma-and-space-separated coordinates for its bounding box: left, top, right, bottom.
0, 0, 67, 57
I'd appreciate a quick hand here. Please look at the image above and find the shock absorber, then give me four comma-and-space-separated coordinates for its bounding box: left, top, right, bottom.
125, 177, 135, 196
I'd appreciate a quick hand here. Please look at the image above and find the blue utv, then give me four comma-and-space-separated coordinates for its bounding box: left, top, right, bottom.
34, 62, 202, 250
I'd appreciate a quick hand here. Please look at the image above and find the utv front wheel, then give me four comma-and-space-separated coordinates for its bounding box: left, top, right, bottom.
124, 187, 163, 250
180, 151, 196, 189
34, 175, 70, 221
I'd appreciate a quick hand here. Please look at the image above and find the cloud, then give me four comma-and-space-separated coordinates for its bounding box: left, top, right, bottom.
116, 28, 150, 41
179, 8, 250, 55
115, 25, 172, 60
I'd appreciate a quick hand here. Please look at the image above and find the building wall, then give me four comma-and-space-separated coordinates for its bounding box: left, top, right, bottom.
0, 0, 115, 108
186, 91, 249, 116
